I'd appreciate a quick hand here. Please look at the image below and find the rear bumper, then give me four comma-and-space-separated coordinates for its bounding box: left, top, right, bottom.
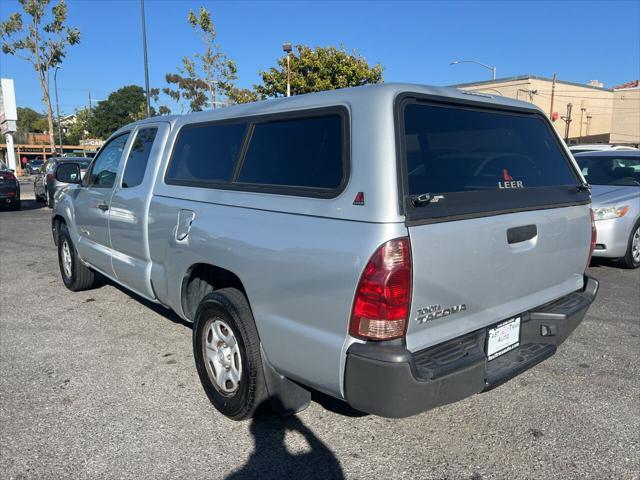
344, 275, 599, 418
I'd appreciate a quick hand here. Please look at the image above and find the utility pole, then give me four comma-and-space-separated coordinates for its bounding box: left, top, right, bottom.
549, 73, 557, 120
579, 107, 586, 143
88, 90, 92, 112
140, 0, 151, 117
562, 103, 573, 142
586, 114, 592, 137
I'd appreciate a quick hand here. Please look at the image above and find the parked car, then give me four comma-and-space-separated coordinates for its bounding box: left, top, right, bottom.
25, 159, 44, 175
34, 156, 91, 208
569, 144, 639, 154
574, 150, 640, 268
0, 167, 20, 210
51, 83, 598, 420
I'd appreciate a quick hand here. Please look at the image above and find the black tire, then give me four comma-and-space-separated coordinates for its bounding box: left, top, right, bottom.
193, 288, 267, 420
621, 219, 640, 269
10, 199, 21, 211
58, 223, 96, 291
35, 189, 45, 202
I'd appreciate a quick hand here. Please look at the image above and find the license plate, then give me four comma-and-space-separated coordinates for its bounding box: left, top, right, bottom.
487, 317, 520, 360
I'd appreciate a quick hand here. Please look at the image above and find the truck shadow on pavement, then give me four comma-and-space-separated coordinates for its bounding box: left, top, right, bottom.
105, 280, 193, 329
225, 398, 345, 480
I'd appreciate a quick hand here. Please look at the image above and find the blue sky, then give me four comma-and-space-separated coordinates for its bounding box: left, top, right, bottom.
1, 0, 639, 115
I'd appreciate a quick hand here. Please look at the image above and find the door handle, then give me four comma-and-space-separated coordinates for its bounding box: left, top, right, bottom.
507, 224, 537, 244
97, 203, 109, 212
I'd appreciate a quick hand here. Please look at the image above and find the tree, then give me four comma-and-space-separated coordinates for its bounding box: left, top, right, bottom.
163, 7, 237, 112
227, 87, 261, 105
149, 88, 171, 116
163, 58, 208, 113
255, 45, 383, 98
1, 0, 80, 151
15, 107, 45, 142
63, 107, 92, 145
89, 85, 146, 139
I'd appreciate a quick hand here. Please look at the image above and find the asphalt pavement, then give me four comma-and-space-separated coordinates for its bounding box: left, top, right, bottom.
1, 188, 639, 480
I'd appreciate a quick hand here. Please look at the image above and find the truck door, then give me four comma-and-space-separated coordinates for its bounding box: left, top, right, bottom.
109, 122, 170, 298
74, 132, 131, 276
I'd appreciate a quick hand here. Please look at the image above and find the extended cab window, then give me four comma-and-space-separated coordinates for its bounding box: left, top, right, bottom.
238, 115, 343, 190
122, 128, 158, 188
400, 100, 585, 222
166, 122, 246, 184
85, 133, 130, 188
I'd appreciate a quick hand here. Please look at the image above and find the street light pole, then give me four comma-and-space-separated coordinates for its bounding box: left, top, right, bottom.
283, 42, 292, 97
140, 0, 151, 117
450, 59, 497, 80
54, 67, 64, 157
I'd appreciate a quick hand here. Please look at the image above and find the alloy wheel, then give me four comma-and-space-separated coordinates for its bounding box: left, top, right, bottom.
201, 318, 242, 396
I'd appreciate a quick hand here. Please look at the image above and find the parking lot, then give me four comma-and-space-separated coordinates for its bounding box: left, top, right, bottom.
1, 185, 639, 480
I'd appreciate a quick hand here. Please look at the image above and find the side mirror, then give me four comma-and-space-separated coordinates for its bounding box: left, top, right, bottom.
56, 163, 82, 184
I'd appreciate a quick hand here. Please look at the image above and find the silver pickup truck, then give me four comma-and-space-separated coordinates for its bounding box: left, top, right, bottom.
52, 83, 598, 420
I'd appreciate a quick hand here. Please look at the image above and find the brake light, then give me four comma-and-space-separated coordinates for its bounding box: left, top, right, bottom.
0, 171, 15, 180
586, 208, 597, 270
349, 238, 412, 340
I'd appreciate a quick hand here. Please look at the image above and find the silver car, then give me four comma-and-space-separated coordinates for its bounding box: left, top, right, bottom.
574, 151, 640, 268
34, 156, 91, 208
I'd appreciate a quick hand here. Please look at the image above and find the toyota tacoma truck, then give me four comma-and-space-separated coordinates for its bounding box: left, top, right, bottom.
52, 83, 598, 420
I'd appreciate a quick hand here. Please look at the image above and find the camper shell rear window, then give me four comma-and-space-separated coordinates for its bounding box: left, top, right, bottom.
396, 95, 588, 224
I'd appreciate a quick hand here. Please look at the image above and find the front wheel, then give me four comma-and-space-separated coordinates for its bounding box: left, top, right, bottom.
58, 224, 97, 291
193, 288, 267, 420
621, 220, 640, 269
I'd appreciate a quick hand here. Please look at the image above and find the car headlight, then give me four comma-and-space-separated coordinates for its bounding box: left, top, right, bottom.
592, 205, 630, 221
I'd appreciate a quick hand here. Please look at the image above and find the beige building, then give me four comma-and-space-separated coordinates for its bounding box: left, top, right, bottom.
610, 80, 640, 146
454, 75, 638, 146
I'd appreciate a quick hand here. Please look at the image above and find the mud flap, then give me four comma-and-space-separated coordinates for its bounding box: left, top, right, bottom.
260, 345, 311, 415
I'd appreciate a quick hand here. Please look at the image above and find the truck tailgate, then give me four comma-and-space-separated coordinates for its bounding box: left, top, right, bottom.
405, 205, 591, 352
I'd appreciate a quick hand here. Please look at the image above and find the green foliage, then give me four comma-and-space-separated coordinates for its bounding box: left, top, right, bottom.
164, 57, 208, 113
14, 107, 45, 142
0, 0, 80, 149
63, 107, 92, 145
163, 6, 237, 111
227, 87, 261, 105
33, 115, 50, 133
149, 88, 171, 116
89, 86, 147, 139
255, 45, 383, 98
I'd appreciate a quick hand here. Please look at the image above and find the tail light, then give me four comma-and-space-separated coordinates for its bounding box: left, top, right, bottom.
0, 171, 15, 180
349, 238, 412, 340
586, 208, 597, 270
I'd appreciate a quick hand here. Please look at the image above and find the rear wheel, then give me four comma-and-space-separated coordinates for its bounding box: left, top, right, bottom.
193, 288, 267, 420
58, 223, 97, 291
621, 220, 640, 269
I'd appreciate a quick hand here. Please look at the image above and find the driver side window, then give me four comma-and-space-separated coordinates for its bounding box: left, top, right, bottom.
84, 133, 130, 188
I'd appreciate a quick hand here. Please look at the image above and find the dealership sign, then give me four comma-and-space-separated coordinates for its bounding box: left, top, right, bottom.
0, 78, 18, 133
